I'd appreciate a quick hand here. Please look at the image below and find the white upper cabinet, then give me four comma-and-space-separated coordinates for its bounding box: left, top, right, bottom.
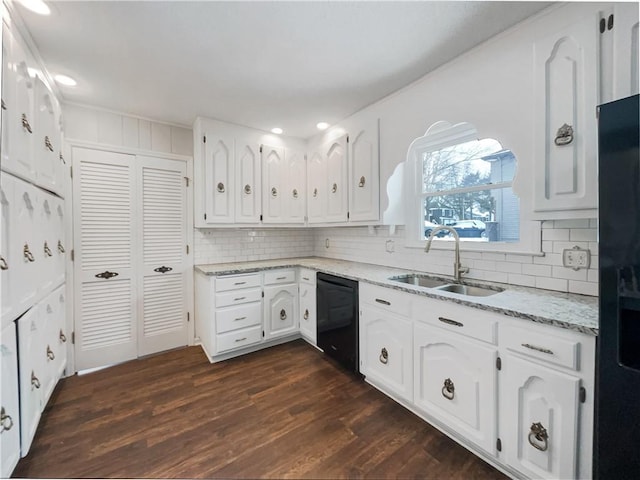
203, 134, 235, 224
285, 148, 307, 223
325, 135, 349, 223
348, 119, 380, 222
606, 3, 639, 101
235, 139, 261, 223
533, 12, 600, 215
306, 149, 326, 224
34, 76, 58, 193
262, 145, 306, 224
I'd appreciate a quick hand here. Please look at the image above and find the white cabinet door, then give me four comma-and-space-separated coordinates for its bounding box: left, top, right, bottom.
264, 284, 298, 340
306, 150, 326, 224
50, 285, 68, 381
325, 135, 349, 223
1, 322, 21, 478
235, 140, 261, 223
203, 134, 234, 224
286, 148, 306, 223
136, 156, 189, 357
413, 322, 497, 454
17, 307, 44, 456
348, 120, 379, 222
262, 144, 286, 223
40, 291, 58, 403
612, 3, 639, 99
298, 282, 316, 344
52, 197, 66, 288
73, 147, 137, 371
533, 13, 599, 213
501, 353, 581, 480
34, 76, 58, 193
1, 176, 16, 327
36, 190, 55, 296
360, 305, 413, 402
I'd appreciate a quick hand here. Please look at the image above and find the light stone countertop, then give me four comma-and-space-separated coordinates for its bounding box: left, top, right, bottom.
195, 257, 599, 336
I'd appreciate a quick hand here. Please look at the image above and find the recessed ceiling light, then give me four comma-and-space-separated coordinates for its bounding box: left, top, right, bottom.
316, 122, 330, 131
18, 0, 51, 15
271, 127, 283, 135
54, 74, 77, 87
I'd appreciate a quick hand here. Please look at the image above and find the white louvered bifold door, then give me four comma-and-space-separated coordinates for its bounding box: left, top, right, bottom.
73, 147, 137, 371
136, 156, 188, 356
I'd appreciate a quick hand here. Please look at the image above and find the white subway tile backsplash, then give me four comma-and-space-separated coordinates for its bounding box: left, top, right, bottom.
569, 228, 597, 242
542, 228, 570, 241
522, 264, 552, 277
535, 277, 568, 292
554, 219, 592, 229
569, 280, 599, 296
495, 262, 522, 274
552, 266, 588, 281
507, 274, 536, 287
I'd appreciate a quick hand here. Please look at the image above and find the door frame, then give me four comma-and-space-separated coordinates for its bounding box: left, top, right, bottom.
65, 139, 194, 375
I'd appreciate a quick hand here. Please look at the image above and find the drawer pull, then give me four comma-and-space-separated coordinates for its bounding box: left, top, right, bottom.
442, 378, 455, 400
302, 277, 310, 281
1, 406, 14, 432
96, 271, 119, 279
31, 371, 41, 389
47, 345, 55, 360
379, 347, 388, 364
154, 266, 173, 274
528, 422, 549, 451
280, 309, 287, 321
233, 297, 246, 301
276, 276, 287, 280
521, 343, 554, 355
439, 317, 464, 327
303, 309, 309, 320
235, 337, 247, 343
233, 281, 246, 286
234, 316, 247, 322
375, 298, 391, 306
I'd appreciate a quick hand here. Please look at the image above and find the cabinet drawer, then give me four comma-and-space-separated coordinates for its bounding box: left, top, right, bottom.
299, 268, 316, 285
501, 324, 580, 371
216, 273, 261, 292
216, 302, 261, 333
216, 325, 263, 353
264, 269, 296, 285
360, 283, 411, 318
216, 288, 262, 308
413, 297, 497, 345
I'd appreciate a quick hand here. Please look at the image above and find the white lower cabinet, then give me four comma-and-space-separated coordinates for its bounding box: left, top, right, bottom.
264, 283, 298, 340
359, 304, 413, 402
298, 268, 317, 345
413, 322, 497, 455
1, 322, 21, 478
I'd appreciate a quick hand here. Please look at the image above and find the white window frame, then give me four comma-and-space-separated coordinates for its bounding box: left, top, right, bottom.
404, 121, 542, 255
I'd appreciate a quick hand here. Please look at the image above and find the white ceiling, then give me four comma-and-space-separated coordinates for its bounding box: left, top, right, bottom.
16, 1, 551, 139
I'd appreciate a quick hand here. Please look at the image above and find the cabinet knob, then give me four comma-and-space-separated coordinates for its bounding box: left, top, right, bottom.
244, 184, 252, 195
271, 187, 278, 197
57, 240, 65, 254
442, 378, 455, 400
44, 241, 53, 257
21, 113, 33, 134
46, 345, 55, 360
358, 176, 366, 187
0, 407, 14, 432
379, 347, 389, 364
31, 371, 41, 389
554, 123, 574, 146
44, 135, 54, 152
0, 255, 8, 270
528, 422, 549, 451
280, 309, 287, 321
59, 329, 67, 343
23, 243, 35, 262
331, 183, 338, 194
217, 182, 225, 193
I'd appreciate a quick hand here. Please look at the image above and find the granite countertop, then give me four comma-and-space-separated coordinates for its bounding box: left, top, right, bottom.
195, 257, 599, 336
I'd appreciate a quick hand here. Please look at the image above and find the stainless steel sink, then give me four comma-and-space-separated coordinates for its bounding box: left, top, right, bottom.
435, 283, 503, 297
388, 274, 449, 289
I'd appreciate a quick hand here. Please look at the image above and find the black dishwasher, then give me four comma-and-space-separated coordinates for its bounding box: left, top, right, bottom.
316, 273, 359, 373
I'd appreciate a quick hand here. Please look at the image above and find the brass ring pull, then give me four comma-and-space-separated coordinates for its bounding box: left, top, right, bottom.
280, 309, 287, 321
1, 407, 14, 432
554, 123, 574, 146
44, 136, 54, 152
313, 188, 318, 198
271, 187, 278, 197
528, 422, 549, 451
59, 152, 66, 164
379, 347, 389, 364
47, 345, 55, 360
31, 371, 41, 389
59, 330, 67, 343
442, 378, 455, 400
217, 182, 225, 193
358, 176, 366, 187
244, 184, 252, 195
0, 256, 8, 270
44, 242, 53, 257
331, 183, 338, 193
292, 189, 298, 198
21, 113, 33, 133
24, 243, 35, 262
57, 240, 65, 253
153, 266, 173, 274
95, 271, 119, 279
303, 309, 309, 320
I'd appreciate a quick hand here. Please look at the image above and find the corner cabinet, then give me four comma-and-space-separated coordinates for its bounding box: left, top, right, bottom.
348, 119, 380, 222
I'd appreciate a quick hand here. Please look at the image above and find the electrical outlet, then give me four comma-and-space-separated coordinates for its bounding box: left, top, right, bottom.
562, 246, 591, 271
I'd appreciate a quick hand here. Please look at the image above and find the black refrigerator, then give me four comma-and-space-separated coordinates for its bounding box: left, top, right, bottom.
595, 93, 640, 479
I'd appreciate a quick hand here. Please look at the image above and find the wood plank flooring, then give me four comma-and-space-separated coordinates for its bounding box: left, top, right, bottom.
13, 340, 507, 479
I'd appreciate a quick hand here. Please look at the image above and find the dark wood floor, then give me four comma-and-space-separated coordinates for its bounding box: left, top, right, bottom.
13, 340, 507, 479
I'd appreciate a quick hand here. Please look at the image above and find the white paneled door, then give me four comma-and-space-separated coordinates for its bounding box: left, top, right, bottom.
73, 148, 189, 371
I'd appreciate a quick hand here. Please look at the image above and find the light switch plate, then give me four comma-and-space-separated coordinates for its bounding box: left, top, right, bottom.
562, 246, 591, 270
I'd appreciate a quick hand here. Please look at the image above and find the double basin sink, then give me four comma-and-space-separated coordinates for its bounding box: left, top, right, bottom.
388, 274, 504, 297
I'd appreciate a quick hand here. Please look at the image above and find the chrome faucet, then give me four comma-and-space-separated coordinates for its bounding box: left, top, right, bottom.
424, 226, 469, 282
